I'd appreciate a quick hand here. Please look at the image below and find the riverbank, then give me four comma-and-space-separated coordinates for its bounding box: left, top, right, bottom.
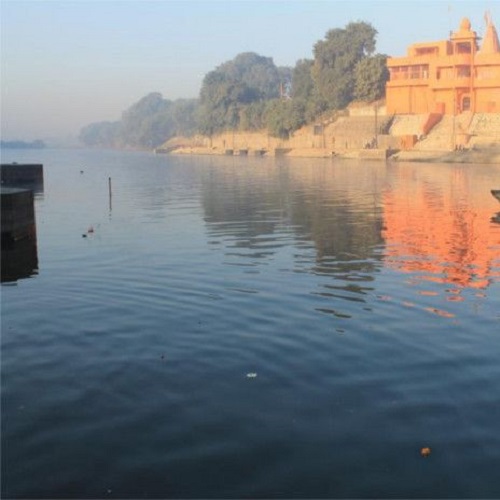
164, 144, 500, 164
390, 147, 500, 164
157, 105, 500, 164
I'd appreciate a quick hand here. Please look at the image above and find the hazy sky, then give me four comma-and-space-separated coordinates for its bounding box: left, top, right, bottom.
1, 0, 499, 141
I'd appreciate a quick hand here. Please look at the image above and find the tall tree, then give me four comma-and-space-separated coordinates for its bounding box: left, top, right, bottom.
79, 93, 199, 149
217, 52, 281, 100
291, 59, 314, 100
265, 98, 307, 139
312, 21, 378, 110
198, 52, 285, 134
354, 54, 389, 102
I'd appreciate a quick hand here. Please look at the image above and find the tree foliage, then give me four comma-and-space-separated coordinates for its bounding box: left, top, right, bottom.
79, 121, 120, 147
354, 54, 389, 102
79, 93, 198, 148
80, 20, 390, 149
265, 99, 307, 139
291, 59, 314, 100
312, 21, 378, 110
198, 52, 285, 134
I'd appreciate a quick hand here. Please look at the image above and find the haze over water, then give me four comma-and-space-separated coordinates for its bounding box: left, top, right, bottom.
1, 149, 500, 498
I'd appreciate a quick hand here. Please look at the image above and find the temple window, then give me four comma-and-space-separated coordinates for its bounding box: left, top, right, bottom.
390, 66, 410, 80
455, 42, 471, 54
408, 65, 429, 79
415, 46, 438, 56
457, 66, 471, 77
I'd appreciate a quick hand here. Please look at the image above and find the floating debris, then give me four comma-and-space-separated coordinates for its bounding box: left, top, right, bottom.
420, 447, 432, 457
425, 307, 455, 318
246, 373, 257, 378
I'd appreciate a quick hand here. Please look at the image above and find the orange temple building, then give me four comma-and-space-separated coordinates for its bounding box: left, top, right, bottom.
386, 14, 500, 115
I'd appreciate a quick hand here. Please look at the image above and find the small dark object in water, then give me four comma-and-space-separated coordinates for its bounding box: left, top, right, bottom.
421, 447, 431, 457
82, 234, 87, 238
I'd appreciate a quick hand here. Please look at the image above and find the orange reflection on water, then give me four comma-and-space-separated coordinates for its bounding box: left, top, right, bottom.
382, 164, 500, 290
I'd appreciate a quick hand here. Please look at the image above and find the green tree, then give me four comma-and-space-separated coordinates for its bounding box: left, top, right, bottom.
80, 93, 199, 149
240, 101, 267, 131
170, 99, 199, 136
291, 59, 314, 100
354, 54, 389, 102
312, 21, 378, 110
197, 52, 287, 134
79, 121, 120, 147
218, 52, 281, 99
265, 98, 307, 139
119, 92, 171, 146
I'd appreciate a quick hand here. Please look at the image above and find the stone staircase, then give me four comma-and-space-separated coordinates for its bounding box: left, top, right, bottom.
389, 115, 425, 136
468, 113, 500, 148
413, 115, 455, 151
328, 115, 393, 149
409, 112, 500, 151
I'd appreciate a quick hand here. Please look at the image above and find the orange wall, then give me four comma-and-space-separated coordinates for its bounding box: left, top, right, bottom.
386, 22, 500, 115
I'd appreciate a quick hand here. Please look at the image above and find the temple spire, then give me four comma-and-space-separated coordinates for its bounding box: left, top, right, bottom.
480, 12, 500, 53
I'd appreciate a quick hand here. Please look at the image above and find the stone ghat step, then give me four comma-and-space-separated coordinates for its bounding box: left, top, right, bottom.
469, 114, 500, 134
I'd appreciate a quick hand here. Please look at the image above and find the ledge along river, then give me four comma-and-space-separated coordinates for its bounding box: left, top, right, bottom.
1, 148, 500, 499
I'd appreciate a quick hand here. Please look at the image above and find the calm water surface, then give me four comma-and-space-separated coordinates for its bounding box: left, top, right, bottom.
1, 149, 500, 498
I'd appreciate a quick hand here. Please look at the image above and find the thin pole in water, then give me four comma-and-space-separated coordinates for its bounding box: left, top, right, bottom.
108, 177, 112, 212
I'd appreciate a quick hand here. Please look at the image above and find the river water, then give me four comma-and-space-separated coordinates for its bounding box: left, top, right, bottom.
1, 149, 500, 498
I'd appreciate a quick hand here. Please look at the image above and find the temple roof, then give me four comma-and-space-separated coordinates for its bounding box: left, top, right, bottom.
480, 13, 500, 53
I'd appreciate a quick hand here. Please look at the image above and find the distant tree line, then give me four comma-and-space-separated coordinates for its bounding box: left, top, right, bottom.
79, 94, 198, 149
79, 21, 388, 148
1, 139, 46, 149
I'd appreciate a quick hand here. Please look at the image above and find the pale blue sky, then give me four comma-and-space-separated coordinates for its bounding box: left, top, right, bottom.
1, 0, 499, 140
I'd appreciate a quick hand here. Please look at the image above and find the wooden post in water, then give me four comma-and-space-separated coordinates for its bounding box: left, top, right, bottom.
108, 177, 112, 212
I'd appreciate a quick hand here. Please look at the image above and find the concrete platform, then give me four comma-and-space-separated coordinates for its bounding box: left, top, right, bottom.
1, 187, 36, 243
1, 163, 44, 187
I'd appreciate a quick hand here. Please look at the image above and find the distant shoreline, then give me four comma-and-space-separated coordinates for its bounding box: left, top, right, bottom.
1, 140, 46, 150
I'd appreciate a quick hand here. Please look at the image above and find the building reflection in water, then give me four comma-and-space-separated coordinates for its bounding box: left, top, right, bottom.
1, 236, 39, 283
201, 159, 385, 266
200, 158, 386, 318
382, 164, 500, 291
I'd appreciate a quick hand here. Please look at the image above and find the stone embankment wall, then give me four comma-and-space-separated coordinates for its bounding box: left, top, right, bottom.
159, 102, 396, 158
